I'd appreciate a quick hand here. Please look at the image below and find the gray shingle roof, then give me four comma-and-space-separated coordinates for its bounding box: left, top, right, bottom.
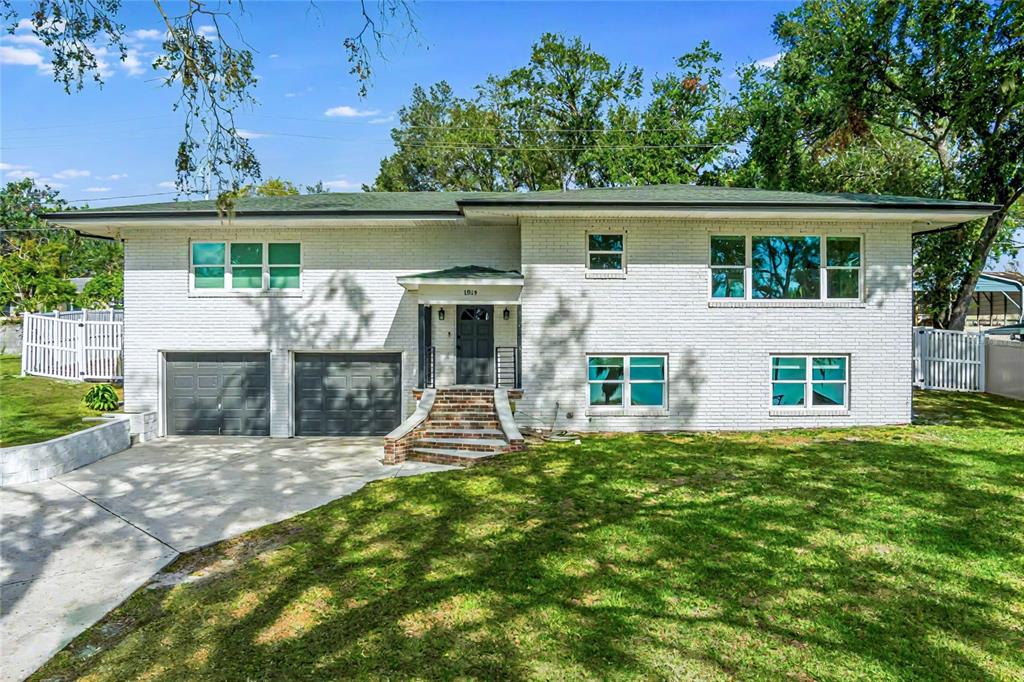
402, 265, 524, 281
49, 184, 998, 220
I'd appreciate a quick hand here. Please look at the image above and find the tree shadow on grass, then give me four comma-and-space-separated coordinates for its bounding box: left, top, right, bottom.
35, 425, 1024, 681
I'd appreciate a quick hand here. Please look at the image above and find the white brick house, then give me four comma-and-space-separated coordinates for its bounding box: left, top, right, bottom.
50, 185, 996, 440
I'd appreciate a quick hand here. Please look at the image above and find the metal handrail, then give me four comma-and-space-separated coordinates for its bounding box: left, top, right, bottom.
424, 345, 436, 388
495, 346, 519, 388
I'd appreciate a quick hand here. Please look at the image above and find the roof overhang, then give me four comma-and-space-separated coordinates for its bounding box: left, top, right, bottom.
458, 204, 997, 234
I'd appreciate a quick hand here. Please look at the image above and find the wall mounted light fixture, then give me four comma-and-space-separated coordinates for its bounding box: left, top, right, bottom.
503, 307, 511, 320
438, 307, 446, 321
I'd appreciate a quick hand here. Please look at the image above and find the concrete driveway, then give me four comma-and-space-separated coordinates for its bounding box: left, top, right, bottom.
0, 437, 453, 681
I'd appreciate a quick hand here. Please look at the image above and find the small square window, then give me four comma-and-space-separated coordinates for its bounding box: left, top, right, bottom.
588, 233, 624, 271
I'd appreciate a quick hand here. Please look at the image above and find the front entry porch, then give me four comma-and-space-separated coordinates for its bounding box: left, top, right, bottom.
398, 266, 523, 390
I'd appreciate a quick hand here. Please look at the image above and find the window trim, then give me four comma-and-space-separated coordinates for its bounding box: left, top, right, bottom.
769, 353, 849, 412
585, 231, 627, 275
586, 353, 668, 413
189, 239, 302, 296
708, 233, 863, 302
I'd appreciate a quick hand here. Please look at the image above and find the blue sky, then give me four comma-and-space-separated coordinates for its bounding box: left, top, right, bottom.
1, 1, 793, 202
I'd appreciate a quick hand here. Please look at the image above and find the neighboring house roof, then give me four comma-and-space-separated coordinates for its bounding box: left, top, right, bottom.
70, 277, 91, 293
976, 272, 1024, 293
48, 184, 997, 221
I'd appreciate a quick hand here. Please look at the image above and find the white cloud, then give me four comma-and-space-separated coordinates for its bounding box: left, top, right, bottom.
5, 32, 45, 48
122, 49, 146, 76
157, 181, 177, 190
197, 25, 218, 40
322, 178, 362, 190
36, 178, 66, 188
269, 53, 279, 59
6, 169, 39, 180
756, 52, 783, 68
0, 45, 47, 70
284, 92, 299, 98
369, 115, 395, 125
84, 186, 112, 193
129, 28, 163, 41
101, 173, 128, 180
0, 162, 27, 171
53, 168, 90, 179
234, 129, 269, 139
324, 105, 380, 118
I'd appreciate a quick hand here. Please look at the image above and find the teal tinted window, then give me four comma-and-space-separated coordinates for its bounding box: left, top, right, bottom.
711, 268, 745, 298
710, 236, 745, 266
589, 234, 623, 252
752, 236, 821, 299
827, 237, 861, 267
232, 266, 263, 288
812, 357, 846, 381
194, 266, 224, 288
269, 266, 301, 289
828, 269, 859, 298
772, 382, 806, 406
771, 357, 806, 381
588, 234, 624, 270
231, 243, 262, 265
631, 383, 664, 406
269, 243, 300, 265
588, 357, 624, 381
192, 242, 224, 266
812, 383, 845, 406
630, 357, 664, 380
589, 381, 623, 406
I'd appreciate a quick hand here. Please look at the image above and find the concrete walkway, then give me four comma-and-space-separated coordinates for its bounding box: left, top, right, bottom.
0, 437, 453, 681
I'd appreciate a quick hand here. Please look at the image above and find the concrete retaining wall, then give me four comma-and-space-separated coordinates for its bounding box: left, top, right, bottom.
986, 338, 1024, 401
1, 418, 131, 487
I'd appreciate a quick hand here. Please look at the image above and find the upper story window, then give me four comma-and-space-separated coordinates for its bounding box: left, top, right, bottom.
190, 241, 301, 292
587, 233, 625, 271
709, 234, 862, 301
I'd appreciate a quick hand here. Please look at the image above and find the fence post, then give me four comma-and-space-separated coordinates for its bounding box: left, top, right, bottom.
20, 314, 29, 377
978, 334, 987, 393
76, 322, 86, 379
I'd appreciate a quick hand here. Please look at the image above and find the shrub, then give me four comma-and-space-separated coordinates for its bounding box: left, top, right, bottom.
83, 384, 119, 412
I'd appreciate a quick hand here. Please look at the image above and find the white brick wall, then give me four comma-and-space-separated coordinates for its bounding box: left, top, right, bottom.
123, 216, 914, 436
516, 218, 914, 432
123, 224, 520, 436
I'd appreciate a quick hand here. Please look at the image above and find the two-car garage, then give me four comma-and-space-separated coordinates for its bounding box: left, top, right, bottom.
164, 352, 402, 437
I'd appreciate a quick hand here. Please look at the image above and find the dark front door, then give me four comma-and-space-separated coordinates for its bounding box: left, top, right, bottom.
294, 353, 401, 436
165, 352, 270, 436
456, 305, 494, 384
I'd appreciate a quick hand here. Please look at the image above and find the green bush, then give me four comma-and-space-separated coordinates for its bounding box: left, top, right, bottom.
83, 384, 119, 412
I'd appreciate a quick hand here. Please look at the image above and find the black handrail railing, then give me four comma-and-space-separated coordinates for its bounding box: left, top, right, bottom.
495, 346, 520, 388
424, 345, 436, 388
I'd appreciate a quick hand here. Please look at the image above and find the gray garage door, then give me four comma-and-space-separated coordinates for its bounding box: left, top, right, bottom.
294, 353, 401, 436
165, 352, 270, 436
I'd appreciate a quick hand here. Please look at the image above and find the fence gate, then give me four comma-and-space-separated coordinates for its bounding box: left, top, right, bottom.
20, 310, 124, 382
913, 327, 985, 392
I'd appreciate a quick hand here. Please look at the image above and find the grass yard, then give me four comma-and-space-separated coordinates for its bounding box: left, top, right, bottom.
35, 391, 1023, 681
0, 355, 120, 447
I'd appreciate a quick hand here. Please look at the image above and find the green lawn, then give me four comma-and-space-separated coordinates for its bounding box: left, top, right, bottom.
0, 355, 118, 447
34, 392, 1024, 681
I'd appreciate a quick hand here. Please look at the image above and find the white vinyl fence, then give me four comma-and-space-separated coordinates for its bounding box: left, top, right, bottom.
20, 309, 123, 382
913, 326, 986, 392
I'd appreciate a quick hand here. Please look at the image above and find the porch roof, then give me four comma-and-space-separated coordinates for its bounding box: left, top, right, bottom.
397, 265, 524, 288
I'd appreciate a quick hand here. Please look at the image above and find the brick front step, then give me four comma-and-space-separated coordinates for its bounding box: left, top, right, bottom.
416, 436, 508, 452
427, 411, 497, 420
408, 446, 500, 466
423, 427, 504, 438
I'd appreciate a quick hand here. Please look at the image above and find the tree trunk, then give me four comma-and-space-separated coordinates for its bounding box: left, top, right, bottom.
946, 209, 1008, 330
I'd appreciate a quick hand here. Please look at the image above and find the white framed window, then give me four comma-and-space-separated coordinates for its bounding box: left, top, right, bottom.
709, 234, 862, 301
770, 354, 848, 409
587, 232, 625, 271
588, 354, 666, 408
190, 240, 301, 292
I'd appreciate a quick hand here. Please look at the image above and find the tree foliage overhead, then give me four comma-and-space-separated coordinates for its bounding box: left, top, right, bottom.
2, 0, 416, 197
370, 35, 743, 192
735, 0, 1023, 328
1, 179, 123, 315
